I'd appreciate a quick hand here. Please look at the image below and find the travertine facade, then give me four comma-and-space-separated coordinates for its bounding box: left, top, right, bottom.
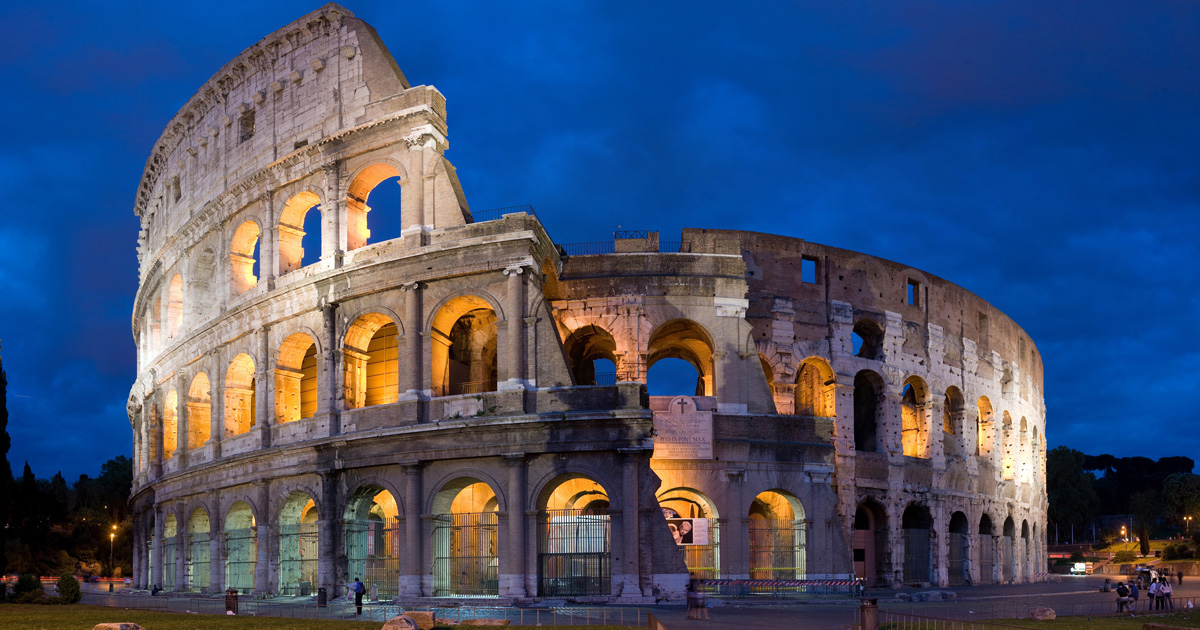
128, 5, 1046, 602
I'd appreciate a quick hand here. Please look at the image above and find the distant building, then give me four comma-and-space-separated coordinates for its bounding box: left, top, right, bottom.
127, 4, 1046, 601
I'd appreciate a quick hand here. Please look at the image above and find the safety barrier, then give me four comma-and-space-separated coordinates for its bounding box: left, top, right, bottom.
695, 577, 864, 598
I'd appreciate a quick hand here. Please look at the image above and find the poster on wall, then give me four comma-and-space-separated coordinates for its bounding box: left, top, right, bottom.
665, 517, 709, 546
652, 396, 713, 460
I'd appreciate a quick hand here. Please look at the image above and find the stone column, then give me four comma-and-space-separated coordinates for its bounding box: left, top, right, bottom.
210, 353, 224, 459
174, 504, 187, 592
500, 265, 527, 390
131, 515, 142, 589
400, 282, 423, 396
320, 302, 340, 435
176, 375, 190, 469
619, 450, 642, 596
323, 163, 345, 267
210, 493, 224, 594
261, 191, 278, 288
151, 391, 164, 479
401, 462, 423, 596
256, 326, 272, 448
318, 471, 341, 595
721, 468, 748, 579
255, 482, 271, 595
502, 453, 527, 598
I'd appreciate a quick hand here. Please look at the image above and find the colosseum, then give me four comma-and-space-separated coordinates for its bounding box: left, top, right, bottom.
127, 4, 1047, 603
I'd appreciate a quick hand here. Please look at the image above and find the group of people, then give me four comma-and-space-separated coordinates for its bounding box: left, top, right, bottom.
1116, 572, 1180, 613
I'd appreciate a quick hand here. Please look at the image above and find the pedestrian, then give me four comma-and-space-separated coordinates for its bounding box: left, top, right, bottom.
1129, 580, 1139, 610
1180, 569, 1185, 585
1163, 576, 1174, 610
1116, 581, 1130, 612
1149, 576, 1161, 610
686, 581, 698, 620
352, 577, 365, 616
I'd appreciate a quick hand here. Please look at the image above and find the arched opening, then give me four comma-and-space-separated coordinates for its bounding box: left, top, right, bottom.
344, 313, 401, 408
224, 354, 256, 437
853, 501, 887, 586
948, 511, 969, 586
976, 397, 994, 457
163, 513, 178, 591
1001, 412, 1015, 480
795, 358, 835, 417
901, 504, 932, 584
278, 491, 319, 596
432, 479, 500, 597
163, 389, 178, 460
346, 163, 404, 251
168, 274, 184, 338
224, 501, 257, 593
647, 319, 715, 396
431, 296, 497, 397
278, 191, 323, 273
749, 490, 806, 581
1002, 516, 1016, 583
852, 319, 884, 360
344, 487, 401, 599
657, 488, 720, 579
276, 333, 319, 423
901, 377, 929, 458
943, 387, 965, 458
853, 370, 883, 452
537, 475, 612, 597
563, 325, 618, 386
1021, 520, 1031, 582
978, 514, 995, 584
230, 221, 261, 296
150, 297, 162, 351
187, 374, 211, 450
187, 508, 210, 592
190, 248, 216, 323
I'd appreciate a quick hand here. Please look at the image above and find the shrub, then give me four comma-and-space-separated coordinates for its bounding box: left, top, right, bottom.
14, 573, 43, 596
1070, 551, 1084, 561
1113, 549, 1139, 563
1164, 543, 1194, 561
56, 574, 81, 604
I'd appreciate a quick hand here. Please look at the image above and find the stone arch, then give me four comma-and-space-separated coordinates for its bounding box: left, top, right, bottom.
1019, 417, 1030, 483
167, 274, 184, 338
795, 356, 835, 418
230, 220, 261, 296
563, 324, 618, 386
978, 512, 996, 584
163, 389, 179, 460
343, 312, 401, 409
276, 332, 319, 423
749, 489, 807, 580
277, 190, 324, 274
186, 506, 212, 592
278, 489, 320, 595
853, 498, 887, 586
901, 503, 933, 584
186, 373, 211, 450
853, 369, 884, 452
976, 396, 994, 457
535, 473, 613, 597
346, 161, 407, 251
150, 297, 163, 351
190, 246, 217, 323
943, 386, 966, 457
430, 474, 503, 597
224, 500, 257, 593
163, 511, 179, 590
1002, 516, 1016, 582
948, 511, 970, 586
901, 376, 930, 458
852, 318, 885, 360
224, 353, 256, 437
429, 294, 500, 397
343, 482, 402, 598
1001, 411, 1015, 480
647, 318, 715, 396
657, 486, 719, 575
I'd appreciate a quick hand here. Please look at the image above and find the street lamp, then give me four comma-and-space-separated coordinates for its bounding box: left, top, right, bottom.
1121, 525, 1127, 544
1186, 516, 1192, 535
110, 525, 117, 578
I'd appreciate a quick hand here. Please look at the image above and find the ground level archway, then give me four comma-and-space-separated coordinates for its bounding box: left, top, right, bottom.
537, 475, 611, 597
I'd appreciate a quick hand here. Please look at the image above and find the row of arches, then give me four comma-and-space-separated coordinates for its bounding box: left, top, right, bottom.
853, 501, 1039, 586
141, 162, 410, 359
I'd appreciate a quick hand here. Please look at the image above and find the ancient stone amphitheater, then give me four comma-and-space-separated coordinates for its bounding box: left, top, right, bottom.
127, 4, 1047, 603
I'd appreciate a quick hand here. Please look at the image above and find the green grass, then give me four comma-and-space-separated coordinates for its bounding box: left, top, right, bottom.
0, 604, 626, 630
992, 612, 1200, 629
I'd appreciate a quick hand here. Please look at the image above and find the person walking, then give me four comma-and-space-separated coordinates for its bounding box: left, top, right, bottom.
352, 578, 365, 616
1163, 576, 1174, 609
1179, 569, 1184, 585
1129, 580, 1139, 610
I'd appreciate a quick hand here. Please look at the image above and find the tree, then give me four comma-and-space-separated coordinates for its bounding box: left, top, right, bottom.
1047, 446, 1100, 539
1163, 472, 1200, 528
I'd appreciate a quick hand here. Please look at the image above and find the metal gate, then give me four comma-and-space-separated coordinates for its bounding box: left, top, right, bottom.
278, 522, 318, 595
681, 519, 720, 579
948, 532, 968, 586
538, 509, 611, 597
903, 528, 931, 583
345, 517, 401, 598
224, 527, 256, 593
749, 519, 806, 580
1002, 536, 1014, 583
188, 532, 211, 592
433, 512, 499, 597
163, 536, 177, 590
978, 537, 994, 584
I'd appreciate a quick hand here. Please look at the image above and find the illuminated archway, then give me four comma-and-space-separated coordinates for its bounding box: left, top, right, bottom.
647, 319, 714, 396
163, 513, 178, 591
657, 487, 720, 579
344, 313, 400, 408
168, 274, 183, 338
346, 163, 404, 251
900, 376, 930, 458
277, 191, 322, 273
278, 491, 319, 595
186, 508, 211, 592
230, 221, 261, 296
186, 374, 211, 450
536, 475, 611, 597
224, 354, 256, 437
430, 296, 498, 397
163, 390, 179, 460
943, 386, 965, 457
795, 357, 835, 417
749, 490, 806, 580
431, 478, 500, 597
563, 325, 618, 386
976, 396, 994, 457
224, 501, 257, 593
344, 486, 401, 599
1001, 412, 1015, 480
276, 333, 318, 423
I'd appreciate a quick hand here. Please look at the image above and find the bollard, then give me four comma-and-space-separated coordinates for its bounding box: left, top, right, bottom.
225, 588, 239, 615
860, 598, 879, 630
317, 586, 327, 607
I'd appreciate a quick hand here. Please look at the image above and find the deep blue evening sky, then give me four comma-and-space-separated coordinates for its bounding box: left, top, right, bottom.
0, 1, 1197, 481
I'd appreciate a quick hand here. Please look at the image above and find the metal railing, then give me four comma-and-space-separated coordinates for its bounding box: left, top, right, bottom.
696, 578, 860, 598
80, 592, 652, 626
659, 241, 692, 253
470, 205, 537, 223
861, 595, 1198, 625
872, 611, 1043, 630
614, 230, 651, 239
452, 380, 497, 395
558, 240, 694, 256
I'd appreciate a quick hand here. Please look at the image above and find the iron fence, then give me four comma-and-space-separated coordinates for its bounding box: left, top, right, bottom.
188, 532, 210, 592
681, 519, 720, 579
696, 578, 861, 598
903, 528, 931, 583
592, 370, 618, 386
345, 517, 401, 599
538, 509, 611, 597
947, 533, 968, 586
749, 519, 806, 581
278, 522, 318, 596
452, 380, 497, 395
162, 536, 177, 591
432, 511, 499, 597
560, 242, 615, 256
659, 241, 693, 253
869, 610, 1044, 630
470, 205, 537, 223
224, 527, 256, 593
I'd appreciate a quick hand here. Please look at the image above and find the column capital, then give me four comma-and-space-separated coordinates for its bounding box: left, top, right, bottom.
400, 281, 422, 292
502, 452, 527, 465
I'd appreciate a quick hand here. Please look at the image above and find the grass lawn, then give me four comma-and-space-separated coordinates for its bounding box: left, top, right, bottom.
0, 604, 626, 630
991, 611, 1200, 629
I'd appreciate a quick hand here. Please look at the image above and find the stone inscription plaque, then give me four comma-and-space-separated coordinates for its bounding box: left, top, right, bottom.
653, 396, 713, 460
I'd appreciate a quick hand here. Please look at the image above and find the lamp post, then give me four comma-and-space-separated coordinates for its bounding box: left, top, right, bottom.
1186, 516, 1192, 535
110, 525, 117, 577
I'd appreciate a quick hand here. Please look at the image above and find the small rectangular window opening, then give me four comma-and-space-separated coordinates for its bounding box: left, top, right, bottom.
239, 111, 255, 143
1019, 336, 1026, 361
801, 256, 818, 284
907, 279, 921, 307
